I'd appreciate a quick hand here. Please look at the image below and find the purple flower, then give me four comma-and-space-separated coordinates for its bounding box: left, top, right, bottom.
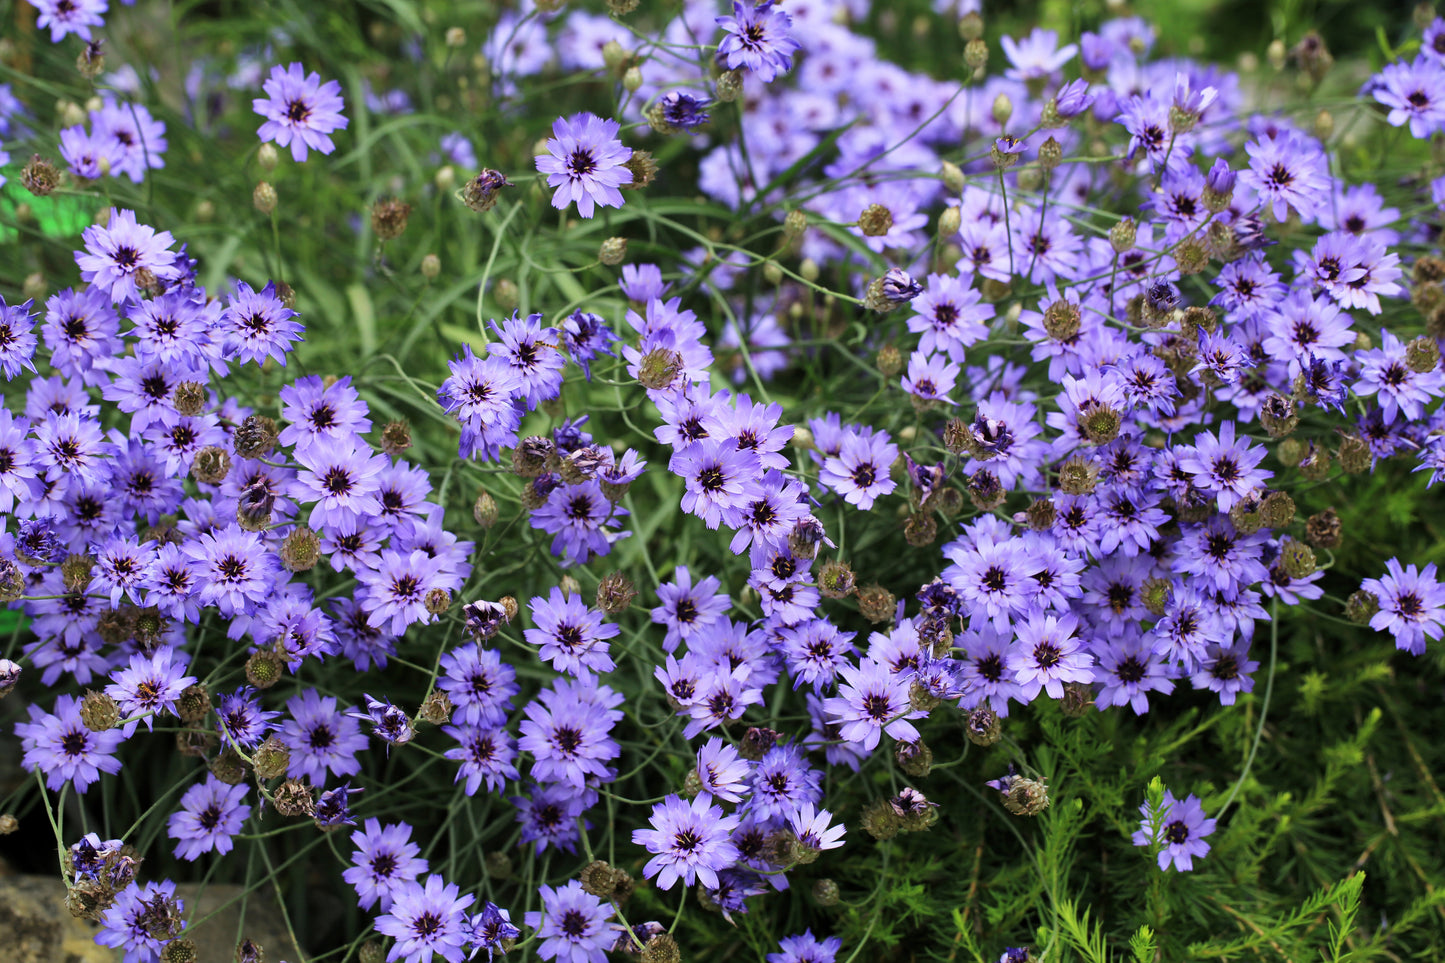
168, 777, 251, 861
526, 881, 614, 963
695, 737, 752, 803
513, 782, 590, 854
94, 98, 167, 183
716, 1, 801, 83
788, 802, 846, 856
280, 689, 368, 782
354, 693, 416, 748
632, 792, 741, 890
342, 819, 429, 912
1001, 27, 1077, 83
183, 524, 278, 620
443, 724, 519, 795
525, 587, 620, 676
31, 0, 107, 43
1189, 641, 1259, 704
1361, 559, 1445, 655
253, 63, 348, 161
1006, 612, 1095, 701
1177, 421, 1272, 513
1239, 130, 1329, 222
438, 644, 518, 727
529, 478, 629, 566
1371, 56, 1445, 139
467, 903, 521, 963
216, 686, 281, 750
1132, 790, 1216, 872
654, 91, 712, 131
0, 296, 37, 379
96, 880, 185, 963
1354, 330, 1445, 423
1093, 636, 1175, 714
519, 686, 621, 789
357, 548, 448, 635
819, 428, 898, 510
15, 694, 123, 793
374, 875, 476, 963
221, 280, 303, 367
105, 647, 196, 735
535, 112, 632, 218
75, 209, 181, 305
673, 439, 762, 529
825, 658, 920, 751
907, 273, 994, 361
747, 742, 823, 821
767, 930, 842, 963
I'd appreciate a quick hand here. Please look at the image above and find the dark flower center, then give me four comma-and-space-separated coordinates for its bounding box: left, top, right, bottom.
553, 727, 582, 753
372, 853, 397, 877
309, 726, 335, 749
1163, 820, 1189, 844
323, 468, 354, 495
1115, 656, 1145, 683
412, 912, 442, 939
62, 729, 89, 756
851, 464, 876, 488
561, 909, 589, 938
286, 99, 312, 124
567, 149, 597, 178
674, 598, 698, 624
1033, 643, 1062, 669
863, 694, 891, 720
1212, 655, 1239, 680
698, 466, 726, 492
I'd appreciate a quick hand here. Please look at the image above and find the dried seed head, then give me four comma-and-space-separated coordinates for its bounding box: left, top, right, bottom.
418, 690, 453, 726
80, 690, 120, 732
252, 737, 291, 782
740, 726, 779, 761
1258, 490, 1296, 529
1058, 456, 1099, 495
0, 814, 16, 834
1279, 540, 1317, 579
1305, 508, 1342, 549
624, 150, 657, 189
235, 938, 264, 963
1406, 336, 1441, 374
641, 933, 680, 963
359, 943, 387, 963
1259, 394, 1299, 438
234, 415, 279, 459
277, 526, 321, 573
1023, 497, 1056, 531
424, 588, 452, 616
607, 0, 640, 13
783, 208, 808, 240
1174, 238, 1211, 275
1080, 404, 1121, 445
1003, 776, 1050, 816
1037, 136, 1063, 171
1042, 298, 1082, 341
173, 381, 208, 417
211, 748, 248, 785
161, 938, 198, 963
965, 705, 1001, 746
861, 799, 901, 840
1336, 434, 1372, 474
1228, 497, 1265, 535
77, 39, 106, 78
812, 878, 840, 907
968, 468, 1005, 509
857, 584, 896, 623
595, 571, 637, 614
1110, 217, 1137, 253
715, 69, 745, 102
511, 437, 555, 478
176, 684, 212, 724
1059, 682, 1094, 718
22, 155, 62, 196
904, 512, 937, 547
177, 726, 215, 759
580, 860, 620, 898
460, 169, 513, 212
371, 198, 412, 240
858, 203, 894, 237
381, 420, 412, 456
246, 648, 284, 689
273, 778, 315, 818
637, 347, 684, 390
1297, 443, 1331, 480
1345, 589, 1380, 625
1140, 577, 1172, 617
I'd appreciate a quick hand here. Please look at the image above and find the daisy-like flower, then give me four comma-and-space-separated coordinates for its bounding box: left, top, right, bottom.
1361, 559, 1445, 656
768, 930, 843, 963
75, 209, 181, 305
30, 0, 108, 43
672, 439, 762, 530
825, 658, 921, 751
443, 724, 519, 796
652, 565, 731, 653
632, 792, 741, 891
105, 647, 197, 736
819, 429, 898, 510
1371, 56, 1445, 139
184, 524, 278, 618
96, 880, 186, 963
1177, 421, 1272, 512
15, 694, 124, 793
253, 62, 348, 161
1000, 27, 1078, 83
215, 686, 282, 750
1354, 329, 1445, 424
787, 802, 846, 858
525, 587, 620, 676
535, 112, 632, 218
438, 644, 518, 727
1006, 612, 1095, 701
0, 296, 37, 380
279, 689, 368, 783
1093, 636, 1175, 714
715, 1, 801, 83
342, 819, 429, 912
525, 881, 614, 963
695, 737, 752, 803
1239, 130, 1330, 222
1132, 790, 1216, 872
221, 280, 303, 367
168, 777, 251, 861
374, 875, 476, 963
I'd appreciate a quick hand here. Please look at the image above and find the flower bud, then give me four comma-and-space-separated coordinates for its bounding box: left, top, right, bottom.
1037, 136, 1062, 171
740, 726, 779, 761
62, 553, 94, 593
1258, 490, 1296, 529
253, 182, 278, 216
965, 705, 1001, 746
211, 748, 247, 785
279, 526, 321, 572
818, 560, 856, 599
1109, 217, 1137, 254
1003, 776, 1050, 816
77, 40, 106, 79
372, 198, 411, 240
191, 445, 231, 485
0, 660, 21, 699
896, 740, 932, 777
1024, 497, 1056, 530
161, 938, 198, 963
177, 684, 211, 724
599, 237, 627, 266
473, 489, 499, 528
22, 155, 62, 196
1407, 335, 1441, 373
858, 203, 893, 237
493, 278, 519, 312
257, 143, 279, 172
715, 69, 745, 102
234, 415, 279, 459
484, 851, 513, 880
252, 737, 291, 781
991, 93, 1012, 126
580, 860, 620, 898
0, 814, 17, 834
622, 66, 643, 92
1345, 589, 1379, 625
637, 347, 684, 390
904, 512, 937, 547
857, 583, 896, 623
812, 878, 840, 906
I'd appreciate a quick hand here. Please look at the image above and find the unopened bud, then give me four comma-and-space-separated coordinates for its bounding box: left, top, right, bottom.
253, 182, 278, 216
1110, 217, 1137, 253
251, 737, 290, 781
420, 254, 441, 280
595, 571, 637, 614
80, 690, 120, 732
937, 205, 961, 238
622, 66, 643, 92
599, 237, 627, 266
493, 278, 519, 312
856, 583, 896, 624
991, 93, 1012, 126
1003, 776, 1050, 816
190, 446, 231, 485
257, 143, 279, 172
858, 203, 893, 237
